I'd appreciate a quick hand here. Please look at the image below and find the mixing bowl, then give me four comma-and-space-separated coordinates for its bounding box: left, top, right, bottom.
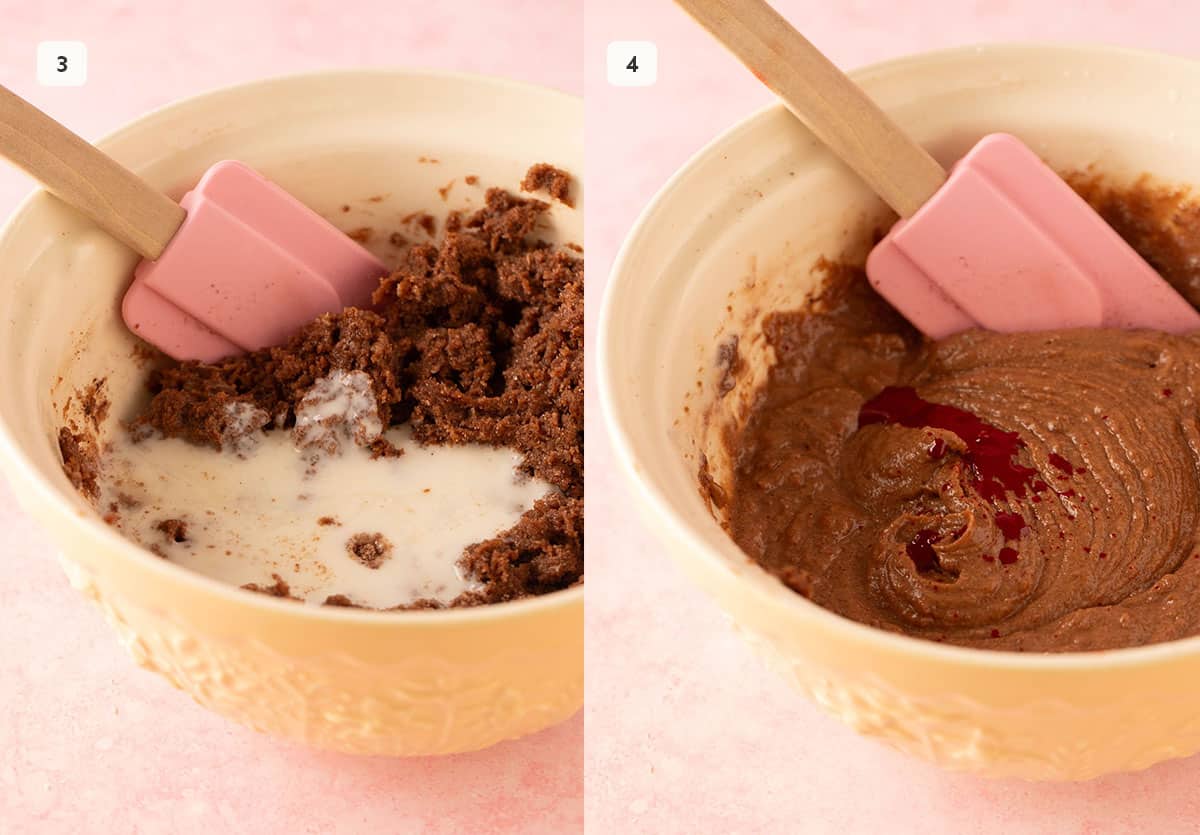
599, 44, 1200, 780
0, 70, 583, 756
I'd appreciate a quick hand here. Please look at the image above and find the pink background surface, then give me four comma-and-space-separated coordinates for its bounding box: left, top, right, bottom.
584, 1, 1200, 833
0, 2, 581, 833
8, 0, 1200, 831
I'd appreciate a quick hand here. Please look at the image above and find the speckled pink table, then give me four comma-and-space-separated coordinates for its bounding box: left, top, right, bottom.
11, 0, 1200, 831
584, 0, 1200, 833
0, 2, 581, 832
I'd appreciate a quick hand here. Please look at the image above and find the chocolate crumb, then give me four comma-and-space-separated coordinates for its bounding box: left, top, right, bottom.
58, 427, 100, 500
465, 175, 479, 185
347, 227, 373, 244
401, 211, 437, 238
130, 342, 163, 367
521, 163, 574, 207
346, 532, 392, 568
155, 518, 188, 543
80, 378, 109, 429
318, 516, 340, 527
715, 336, 744, 396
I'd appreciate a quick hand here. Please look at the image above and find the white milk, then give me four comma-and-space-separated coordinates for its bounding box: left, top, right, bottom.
97, 376, 550, 608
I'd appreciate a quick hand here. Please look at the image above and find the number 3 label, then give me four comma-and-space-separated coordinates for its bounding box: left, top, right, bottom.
37, 41, 87, 86
608, 41, 657, 87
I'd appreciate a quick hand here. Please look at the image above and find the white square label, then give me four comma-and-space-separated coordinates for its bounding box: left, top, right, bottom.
607, 41, 657, 87
37, 41, 87, 87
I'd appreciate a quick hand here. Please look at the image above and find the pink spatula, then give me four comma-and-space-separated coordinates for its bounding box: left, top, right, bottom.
0, 84, 386, 362
675, 0, 1200, 337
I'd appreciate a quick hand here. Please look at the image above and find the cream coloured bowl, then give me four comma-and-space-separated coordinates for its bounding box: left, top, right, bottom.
0, 70, 583, 756
599, 44, 1200, 780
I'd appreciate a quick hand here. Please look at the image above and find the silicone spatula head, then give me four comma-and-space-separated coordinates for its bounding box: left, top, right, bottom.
0, 84, 386, 364
122, 161, 387, 362
866, 134, 1200, 339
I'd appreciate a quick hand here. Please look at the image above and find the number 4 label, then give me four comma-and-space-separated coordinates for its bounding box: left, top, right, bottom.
608, 41, 657, 87
37, 41, 87, 87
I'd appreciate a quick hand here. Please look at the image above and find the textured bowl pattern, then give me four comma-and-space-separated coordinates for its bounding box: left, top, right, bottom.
59, 557, 583, 756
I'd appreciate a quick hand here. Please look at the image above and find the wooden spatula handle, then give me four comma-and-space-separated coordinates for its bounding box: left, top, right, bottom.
0, 85, 184, 259
675, 0, 947, 217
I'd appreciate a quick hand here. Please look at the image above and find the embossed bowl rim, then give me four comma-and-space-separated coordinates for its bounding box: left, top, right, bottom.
0, 68, 583, 625
598, 42, 1200, 669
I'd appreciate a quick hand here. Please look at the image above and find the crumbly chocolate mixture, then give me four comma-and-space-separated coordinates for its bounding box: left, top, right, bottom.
521, 163, 574, 207
722, 175, 1200, 652
346, 532, 392, 569
130, 173, 582, 608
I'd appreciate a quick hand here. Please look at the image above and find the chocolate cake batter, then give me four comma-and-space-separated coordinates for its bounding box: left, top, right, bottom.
122, 174, 582, 609
723, 176, 1200, 651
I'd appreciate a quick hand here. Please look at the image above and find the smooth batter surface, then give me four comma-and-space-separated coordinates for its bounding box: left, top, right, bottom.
723, 176, 1200, 651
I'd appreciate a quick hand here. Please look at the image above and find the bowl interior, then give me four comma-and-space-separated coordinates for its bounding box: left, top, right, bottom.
0, 70, 584, 580
601, 44, 1200, 619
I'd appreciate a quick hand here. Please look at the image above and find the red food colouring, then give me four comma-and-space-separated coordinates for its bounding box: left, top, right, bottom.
928, 437, 947, 460
906, 529, 941, 572
1163, 388, 1174, 398
990, 629, 1001, 638
982, 554, 996, 563
998, 547, 1020, 565
859, 387, 1045, 501
1099, 552, 1108, 559
1082, 546, 1091, 553
994, 511, 1027, 540
1048, 453, 1075, 475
